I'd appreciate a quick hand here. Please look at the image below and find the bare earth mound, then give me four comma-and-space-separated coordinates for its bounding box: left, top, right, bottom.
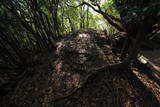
1, 29, 160, 107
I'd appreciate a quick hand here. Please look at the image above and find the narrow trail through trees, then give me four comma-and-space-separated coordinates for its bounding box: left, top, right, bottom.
1, 30, 160, 107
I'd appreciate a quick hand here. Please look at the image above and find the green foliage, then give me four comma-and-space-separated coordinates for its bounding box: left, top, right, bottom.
1, 0, 159, 69
56, 0, 119, 33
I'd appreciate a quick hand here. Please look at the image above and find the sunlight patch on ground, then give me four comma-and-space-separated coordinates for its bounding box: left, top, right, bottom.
133, 70, 160, 101
78, 33, 89, 38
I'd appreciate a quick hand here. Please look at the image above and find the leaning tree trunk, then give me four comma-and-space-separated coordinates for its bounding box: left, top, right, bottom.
126, 16, 157, 63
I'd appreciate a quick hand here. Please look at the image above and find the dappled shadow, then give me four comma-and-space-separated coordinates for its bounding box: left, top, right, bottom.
46, 29, 121, 103
134, 64, 160, 86
3, 29, 160, 107
46, 29, 160, 106
124, 69, 160, 106
52, 67, 160, 107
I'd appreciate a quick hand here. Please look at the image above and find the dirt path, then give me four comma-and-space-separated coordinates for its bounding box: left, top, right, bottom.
1, 29, 160, 107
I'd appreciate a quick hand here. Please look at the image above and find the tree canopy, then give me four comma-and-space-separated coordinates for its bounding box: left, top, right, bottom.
0, 0, 159, 70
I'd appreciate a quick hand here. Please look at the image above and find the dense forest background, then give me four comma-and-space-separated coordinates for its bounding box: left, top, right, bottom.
0, 0, 160, 106
0, 0, 160, 69
0, 0, 116, 69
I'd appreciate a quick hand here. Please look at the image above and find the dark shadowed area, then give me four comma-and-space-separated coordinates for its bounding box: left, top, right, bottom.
1, 30, 160, 107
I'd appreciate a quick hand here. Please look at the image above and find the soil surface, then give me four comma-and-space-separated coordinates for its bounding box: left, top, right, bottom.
1, 29, 160, 107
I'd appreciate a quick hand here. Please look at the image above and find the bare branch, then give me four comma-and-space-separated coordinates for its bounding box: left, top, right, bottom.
74, 2, 122, 22
71, 2, 125, 32
106, 13, 122, 23
74, 2, 101, 13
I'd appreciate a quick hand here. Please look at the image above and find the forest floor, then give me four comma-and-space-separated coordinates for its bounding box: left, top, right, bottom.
1, 29, 160, 107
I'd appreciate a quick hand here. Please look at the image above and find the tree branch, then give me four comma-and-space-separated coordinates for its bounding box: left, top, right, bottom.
73, 2, 125, 32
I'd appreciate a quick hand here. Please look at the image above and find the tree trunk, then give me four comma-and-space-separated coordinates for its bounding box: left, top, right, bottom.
127, 17, 157, 63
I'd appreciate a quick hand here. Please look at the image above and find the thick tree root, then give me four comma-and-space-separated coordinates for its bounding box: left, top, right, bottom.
48, 62, 127, 103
